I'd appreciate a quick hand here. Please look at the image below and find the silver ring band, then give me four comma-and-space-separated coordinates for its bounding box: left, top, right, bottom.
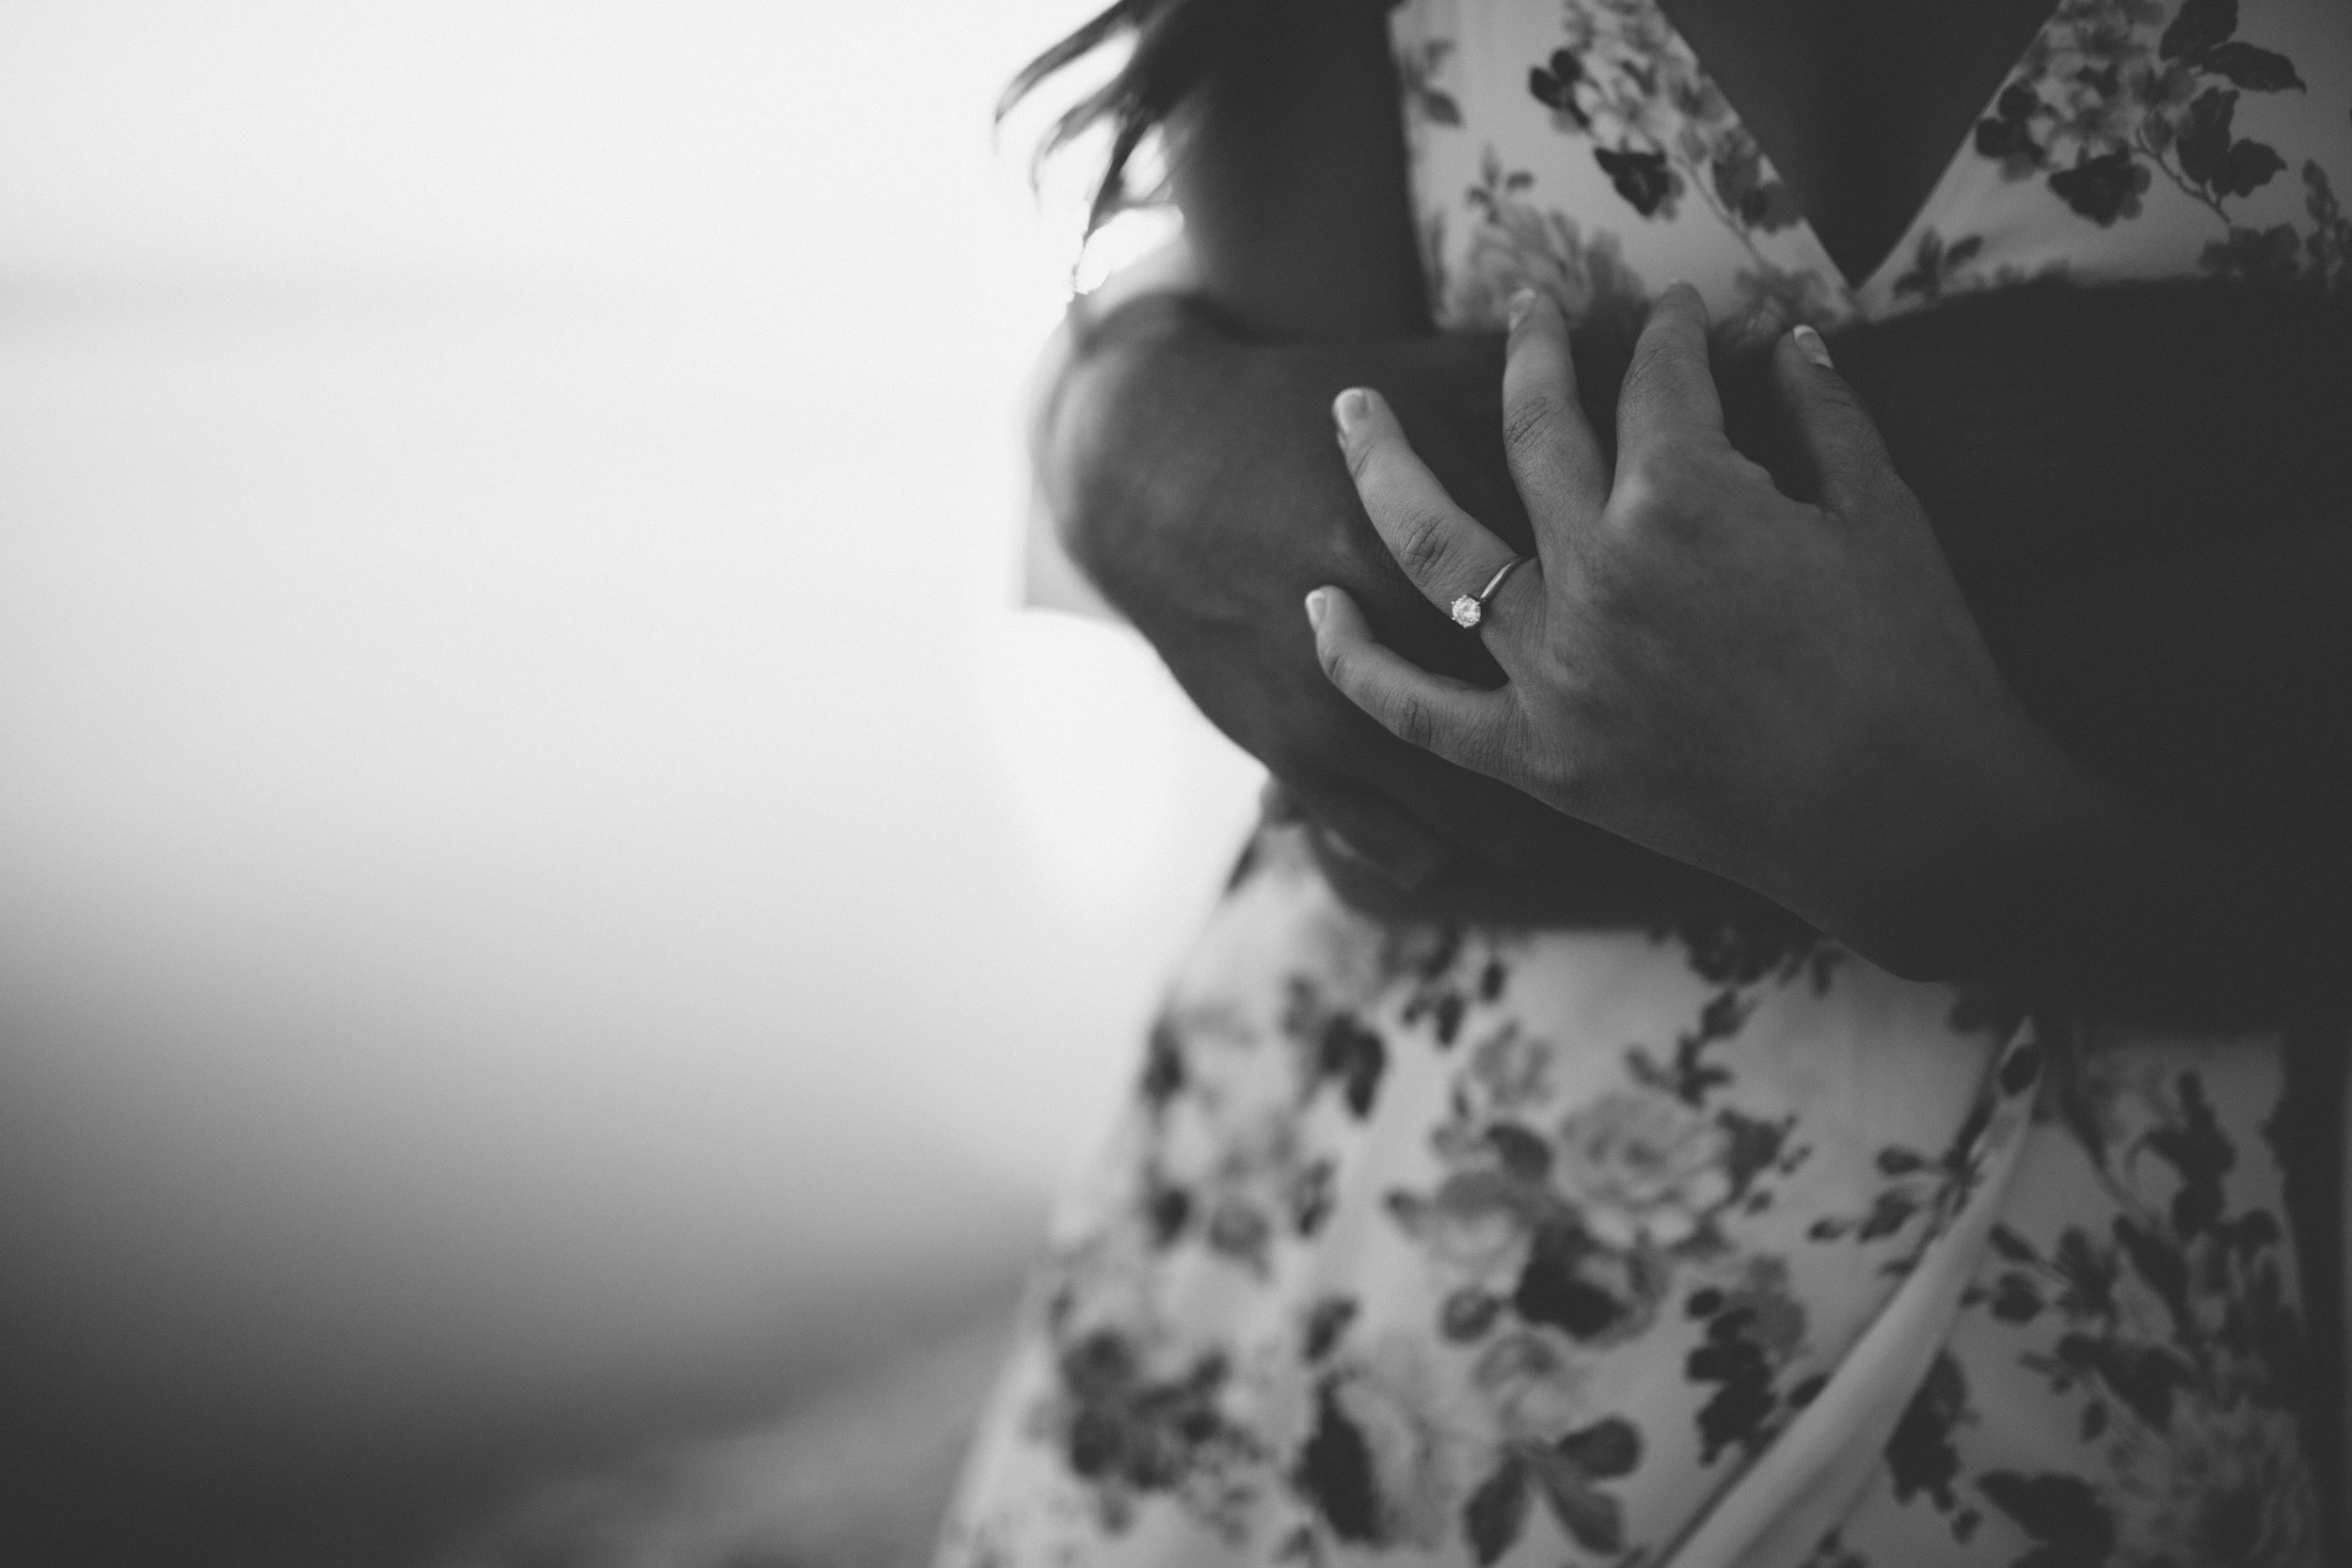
1450, 556, 1532, 629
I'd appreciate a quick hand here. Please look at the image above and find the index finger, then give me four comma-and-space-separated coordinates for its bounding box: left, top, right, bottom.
1615, 283, 1726, 469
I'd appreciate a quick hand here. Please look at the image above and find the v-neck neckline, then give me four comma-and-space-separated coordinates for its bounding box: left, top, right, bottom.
1640, 0, 2068, 303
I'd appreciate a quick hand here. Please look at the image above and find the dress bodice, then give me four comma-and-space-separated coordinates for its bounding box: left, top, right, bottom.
1392, 0, 2352, 331
945, 8, 2350, 1565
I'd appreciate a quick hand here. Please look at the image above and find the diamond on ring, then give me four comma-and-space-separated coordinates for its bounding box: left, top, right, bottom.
1453, 556, 1531, 631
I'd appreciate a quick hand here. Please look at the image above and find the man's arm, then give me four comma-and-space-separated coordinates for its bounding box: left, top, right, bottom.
1042, 0, 1774, 917
1049, 297, 1772, 916
1034, 3, 2352, 952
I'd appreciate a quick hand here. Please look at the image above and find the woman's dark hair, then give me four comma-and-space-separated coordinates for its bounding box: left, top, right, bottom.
1000, 0, 1263, 234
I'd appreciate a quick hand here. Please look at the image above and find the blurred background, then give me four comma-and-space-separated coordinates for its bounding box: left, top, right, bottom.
0, 3, 1259, 1563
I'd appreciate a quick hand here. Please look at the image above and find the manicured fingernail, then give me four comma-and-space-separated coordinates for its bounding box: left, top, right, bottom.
1332, 388, 1370, 433
1792, 325, 1833, 369
1506, 289, 1538, 329
1305, 589, 1329, 628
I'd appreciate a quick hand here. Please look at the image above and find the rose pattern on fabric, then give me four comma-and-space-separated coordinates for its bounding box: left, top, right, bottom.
1436, 150, 1655, 340
943, 839, 2322, 1565
1515, 0, 1847, 324
1961, 0, 2351, 292
1972, 0, 2303, 225
1523, 0, 1801, 243
941, 2, 2345, 1562
1836, 1033, 2323, 1566
1405, 0, 2348, 334
1550, 1090, 1736, 1249
939, 830, 2126, 1566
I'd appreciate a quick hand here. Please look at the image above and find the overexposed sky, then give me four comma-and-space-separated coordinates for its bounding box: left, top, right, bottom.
0, 0, 1260, 1439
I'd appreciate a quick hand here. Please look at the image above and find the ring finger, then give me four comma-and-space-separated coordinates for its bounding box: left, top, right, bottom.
1333, 388, 1539, 637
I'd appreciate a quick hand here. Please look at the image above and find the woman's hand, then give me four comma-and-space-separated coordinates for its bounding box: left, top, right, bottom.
1308, 285, 2072, 963
1050, 303, 1776, 924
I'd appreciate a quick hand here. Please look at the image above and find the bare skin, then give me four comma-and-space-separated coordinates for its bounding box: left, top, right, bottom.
1658, 0, 2063, 285
1030, 0, 2348, 1514
1045, 1, 2352, 1006
1312, 290, 2345, 1017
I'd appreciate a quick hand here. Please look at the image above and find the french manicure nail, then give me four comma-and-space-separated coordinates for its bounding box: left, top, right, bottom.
1305, 589, 1329, 628
1507, 289, 1538, 328
1333, 388, 1370, 432
1792, 325, 1834, 369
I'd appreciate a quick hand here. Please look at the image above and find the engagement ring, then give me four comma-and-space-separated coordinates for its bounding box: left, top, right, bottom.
1451, 556, 1531, 629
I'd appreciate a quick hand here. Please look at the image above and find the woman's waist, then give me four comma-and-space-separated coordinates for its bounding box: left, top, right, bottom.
1217, 818, 2305, 1082
1197, 820, 2010, 1143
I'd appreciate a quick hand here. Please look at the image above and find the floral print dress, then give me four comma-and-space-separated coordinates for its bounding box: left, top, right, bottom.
943, 3, 2352, 1565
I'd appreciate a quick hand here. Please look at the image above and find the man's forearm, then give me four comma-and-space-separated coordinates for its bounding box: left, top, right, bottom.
1051, 295, 2347, 804
1038, 283, 2352, 968
1826, 704, 2348, 1027
1045, 306, 1520, 677
1035, 299, 1775, 922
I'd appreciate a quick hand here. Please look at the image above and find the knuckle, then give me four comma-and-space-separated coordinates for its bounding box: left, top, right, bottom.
1575, 551, 1641, 626
1613, 454, 1686, 520
1618, 348, 1673, 412
1392, 505, 1461, 580
1500, 388, 1564, 458
1809, 377, 1866, 419
1614, 454, 1663, 510
1614, 366, 1655, 423
1385, 686, 1440, 752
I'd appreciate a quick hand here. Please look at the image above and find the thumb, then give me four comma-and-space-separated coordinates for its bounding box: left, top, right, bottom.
1772, 325, 1899, 516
